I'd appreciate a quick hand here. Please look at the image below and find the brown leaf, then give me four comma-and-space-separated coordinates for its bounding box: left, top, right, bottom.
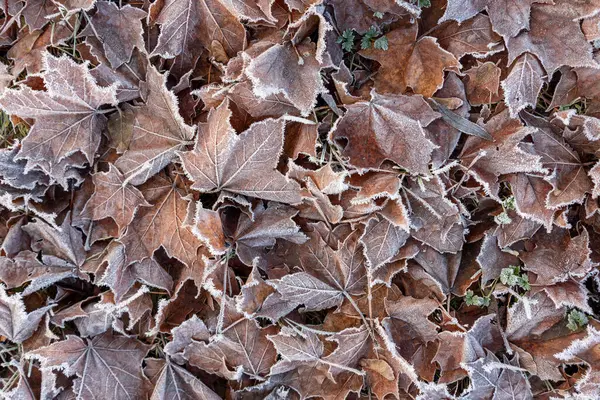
440, 0, 554, 39
246, 42, 324, 116
118, 175, 205, 270
459, 109, 545, 199
507, 172, 555, 230
464, 61, 502, 106
523, 112, 593, 208
29, 332, 151, 400
150, 0, 246, 73
360, 214, 409, 270
81, 2, 147, 68
502, 53, 545, 118
113, 65, 196, 186
433, 14, 503, 60
145, 358, 221, 400
178, 99, 302, 203
520, 228, 592, 286
330, 91, 439, 173
232, 201, 307, 265
0, 54, 117, 174
506, 1, 599, 72
476, 233, 519, 283
360, 24, 460, 97
273, 232, 367, 312
0, 285, 53, 343
82, 164, 151, 235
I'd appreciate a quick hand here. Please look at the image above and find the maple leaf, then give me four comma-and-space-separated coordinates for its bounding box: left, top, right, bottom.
522, 112, 593, 208
502, 53, 545, 118
268, 326, 366, 378
150, 0, 245, 74
505, 292, 578, 381
8, 22, 73, 76
360, 214, 410, 270
178, 99, 302, 204
145, 358, 221, 400
29, 332, 151, 400
506, 1, 599, 72
464, 61, 502, 106
97, 243, 173, 302
80, 1, 146, 68
476, 233, 519, 283
184, 302, 278, 380
507, 172, 555, 230
434, 314, 503, 383
113, 65, 196, 186
232, 201, 307, 265
519, 228, 593, 309
118, 175, 205, 270
220, 0, 277, 23
463, 352, 533, 400
441, 0, 554, 39
404, 176, 464, 253
82, 164, 151, 235
0, 54, 117, 174
555, 325, 600, 398
0, 284, 54, 343
432, 14, 503, 60
22, 215, 89, 294
246, 41, 325, 116
360, 23, 460, 97
272, 231, 367, 312
329, 90, 439, 173
459, 109, 545, 199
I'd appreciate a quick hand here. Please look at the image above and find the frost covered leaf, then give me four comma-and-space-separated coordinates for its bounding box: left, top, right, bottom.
360, 214, 409, 270
432, 14, 503, 60
113, 65, 196, 186
246, 42, 324, 116
0, 285, 53, 343
145, 358, 221, 400
232, 201, 307, 264
81, 1, 146, 68
506, 1, 599, 72
459, 109, 544, 199
463, 352, 532, 400
441, 0, 554, 39
329, 91, 439, 173
184, 302, 278, 379
507, 172, 554, 230
118, 175, 204, 271
520, 228, 592, 285
273, 232, 367, 312
0, 54, 117, 173
22, 215, 89, 294
82, 164, 151, 235
522, 112, 593, 208
150, 0, 245, 73
29, 332, 151, 400
502, 53, 545, 118
178, 99, 301, 204
360, 24, 460, 97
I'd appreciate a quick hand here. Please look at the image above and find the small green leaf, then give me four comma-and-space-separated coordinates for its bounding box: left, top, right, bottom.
374, 36, 389, 51
494, 211, 512, 225
465, 290, 490, 307
500, 267, 519, 286
373, 11, 384, 19
361, 36, 372, 50
502, 196, 516, 211
337, 29, 355, 52
419, 0, 431, 7
567, 310, 588, 331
